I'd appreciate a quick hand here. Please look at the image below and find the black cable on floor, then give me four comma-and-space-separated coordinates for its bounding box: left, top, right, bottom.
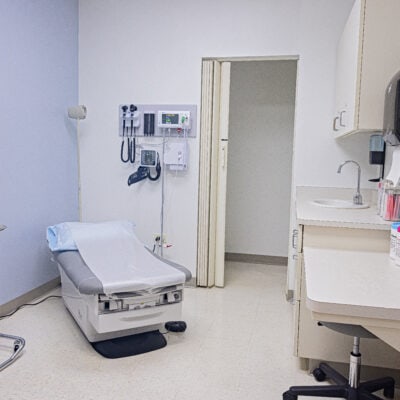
0, 295, 62, 320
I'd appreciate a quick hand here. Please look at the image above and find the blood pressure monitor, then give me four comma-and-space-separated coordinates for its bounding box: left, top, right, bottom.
140, 149, 157, 167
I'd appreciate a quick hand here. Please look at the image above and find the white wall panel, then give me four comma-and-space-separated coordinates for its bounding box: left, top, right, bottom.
79, 0, 365, 277
0, 0, 79, 305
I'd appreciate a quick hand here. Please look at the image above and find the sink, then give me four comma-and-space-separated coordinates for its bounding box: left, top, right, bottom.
312, 199, 369, 209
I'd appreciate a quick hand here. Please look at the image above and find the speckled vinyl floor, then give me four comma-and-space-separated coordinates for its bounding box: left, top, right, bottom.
0, 262, 398, 400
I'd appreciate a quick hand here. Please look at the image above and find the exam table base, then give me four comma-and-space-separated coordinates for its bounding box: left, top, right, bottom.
283, 362, 395, 400
59, 267, 184, 343
91, 330, 166, 359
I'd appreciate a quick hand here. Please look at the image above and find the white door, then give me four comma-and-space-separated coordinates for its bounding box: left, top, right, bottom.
197, 60, 230, 287
214, 62, 231, 287
198, 57, 297, 291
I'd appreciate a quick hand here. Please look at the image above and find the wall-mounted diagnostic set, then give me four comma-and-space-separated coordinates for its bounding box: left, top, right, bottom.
119, 104, 196, 138
119, 104, 196, 257
119, 104, 196, 186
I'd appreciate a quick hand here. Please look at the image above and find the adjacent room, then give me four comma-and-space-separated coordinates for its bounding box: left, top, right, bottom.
2, 1, 400, 399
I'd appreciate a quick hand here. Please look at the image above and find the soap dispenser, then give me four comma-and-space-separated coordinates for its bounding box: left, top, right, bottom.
369, 134, 385, 181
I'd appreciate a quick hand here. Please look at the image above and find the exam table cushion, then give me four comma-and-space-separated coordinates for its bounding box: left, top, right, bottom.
53, 249, 192, 295
48, 221, 191, 294
148, 248, 192, 282
54, 251, 104, 295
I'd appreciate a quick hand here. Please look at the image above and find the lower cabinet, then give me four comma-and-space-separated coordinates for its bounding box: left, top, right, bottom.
294, 224, 400, 369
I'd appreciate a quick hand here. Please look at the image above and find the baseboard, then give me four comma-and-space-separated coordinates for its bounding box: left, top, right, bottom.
225, 252, 288, 266
0, 277, 60, 317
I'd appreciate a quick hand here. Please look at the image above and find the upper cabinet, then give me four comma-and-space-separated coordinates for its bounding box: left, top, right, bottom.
333, 0, 400, 138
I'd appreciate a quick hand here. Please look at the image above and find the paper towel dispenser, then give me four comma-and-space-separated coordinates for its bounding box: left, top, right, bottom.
383, 70, 400, 146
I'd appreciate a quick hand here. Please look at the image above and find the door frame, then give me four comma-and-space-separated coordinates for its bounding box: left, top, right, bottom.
196, 55, 299, 288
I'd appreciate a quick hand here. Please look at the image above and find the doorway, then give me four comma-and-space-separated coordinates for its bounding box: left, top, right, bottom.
197, 57, 298, 288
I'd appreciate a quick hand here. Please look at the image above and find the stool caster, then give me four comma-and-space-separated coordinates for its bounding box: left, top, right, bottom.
312, 367, 327, 382
383, 385, 395, 399
282, 391, 297, 400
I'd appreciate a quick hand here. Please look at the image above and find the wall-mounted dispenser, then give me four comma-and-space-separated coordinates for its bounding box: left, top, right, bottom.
383, 70, 400, 146
369, 134, 385, 181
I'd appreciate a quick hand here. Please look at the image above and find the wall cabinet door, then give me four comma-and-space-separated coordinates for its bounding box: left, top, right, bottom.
333, 0, 362, 137
333, 0, 400, 138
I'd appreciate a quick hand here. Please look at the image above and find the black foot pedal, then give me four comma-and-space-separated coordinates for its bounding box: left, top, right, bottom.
165, 321, 187, 332
91, 330, 166, 358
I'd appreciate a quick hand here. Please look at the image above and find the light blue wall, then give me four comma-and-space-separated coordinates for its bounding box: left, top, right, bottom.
0, 0, 79, 305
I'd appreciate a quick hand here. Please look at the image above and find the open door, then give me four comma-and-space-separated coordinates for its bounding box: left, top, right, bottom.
198, 56, 298, 291
214, 62, 230, 287
197, 60, 231, 287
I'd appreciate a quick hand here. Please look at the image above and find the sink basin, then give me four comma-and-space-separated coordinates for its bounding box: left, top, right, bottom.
312, 199, 369, 209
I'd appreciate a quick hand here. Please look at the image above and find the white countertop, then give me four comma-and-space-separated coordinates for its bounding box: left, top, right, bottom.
296, 186, 391, 230
304, 247, 400, 322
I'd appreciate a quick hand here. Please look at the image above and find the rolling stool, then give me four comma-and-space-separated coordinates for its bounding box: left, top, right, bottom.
283, 323, 395, 400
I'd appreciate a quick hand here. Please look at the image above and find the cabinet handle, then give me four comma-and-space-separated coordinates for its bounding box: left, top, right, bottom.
292, 229, 298, 250
339, 110, 346, 127
333, 116, 339, 131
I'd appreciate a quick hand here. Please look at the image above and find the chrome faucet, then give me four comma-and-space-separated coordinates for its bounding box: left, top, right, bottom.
337, 160, 363, 205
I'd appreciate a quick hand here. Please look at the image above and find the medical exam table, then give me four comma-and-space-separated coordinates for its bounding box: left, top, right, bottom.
48, 221, 191, 358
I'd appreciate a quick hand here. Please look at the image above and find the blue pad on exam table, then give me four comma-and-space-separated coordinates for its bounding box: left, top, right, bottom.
46, 220, 136, 252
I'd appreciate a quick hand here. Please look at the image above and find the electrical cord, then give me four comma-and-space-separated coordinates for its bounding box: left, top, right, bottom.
0, 295, 62, 320
148, 153, 161, 181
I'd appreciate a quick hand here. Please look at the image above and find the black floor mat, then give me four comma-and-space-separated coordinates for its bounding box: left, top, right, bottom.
91, 330, 167, 359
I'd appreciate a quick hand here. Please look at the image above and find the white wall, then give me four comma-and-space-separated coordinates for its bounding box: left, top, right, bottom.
225, 60, 297, 257
294, 0, 376, 188
79, 0, 365, 277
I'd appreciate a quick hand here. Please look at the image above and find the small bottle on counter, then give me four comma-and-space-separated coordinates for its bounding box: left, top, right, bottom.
390, 222, 400, 259
395, 226, 400, 266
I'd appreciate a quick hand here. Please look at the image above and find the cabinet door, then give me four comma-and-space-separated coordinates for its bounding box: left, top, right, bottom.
358, 0, 400, 131
334, 0, 400, 137
333, 0, 364, 137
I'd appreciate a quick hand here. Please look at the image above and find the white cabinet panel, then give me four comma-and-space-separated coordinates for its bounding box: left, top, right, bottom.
334, 0, 400, 138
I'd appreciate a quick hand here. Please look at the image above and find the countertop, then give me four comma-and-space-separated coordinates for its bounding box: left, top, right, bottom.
304, 246, 400, 322
303, 245, 400, 352
296, 186, 391, 230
